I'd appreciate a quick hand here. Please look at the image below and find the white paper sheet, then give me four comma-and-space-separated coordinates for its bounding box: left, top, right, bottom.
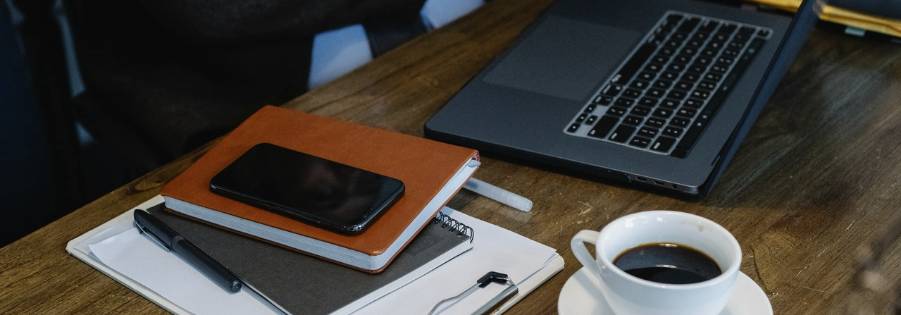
357, 209, 558, 314
88, 228, 278, 315
73, 196, 559, 315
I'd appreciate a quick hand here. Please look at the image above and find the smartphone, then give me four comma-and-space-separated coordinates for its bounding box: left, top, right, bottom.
210, 143, 404, 234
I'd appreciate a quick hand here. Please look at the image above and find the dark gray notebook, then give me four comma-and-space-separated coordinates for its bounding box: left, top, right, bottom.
148, 204, 472, 315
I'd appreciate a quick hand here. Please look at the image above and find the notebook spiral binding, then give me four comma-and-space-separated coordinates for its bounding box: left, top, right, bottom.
433, 212, 474, 243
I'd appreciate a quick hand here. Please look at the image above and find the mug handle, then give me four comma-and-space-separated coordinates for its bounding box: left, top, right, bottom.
570, 230, 603, 279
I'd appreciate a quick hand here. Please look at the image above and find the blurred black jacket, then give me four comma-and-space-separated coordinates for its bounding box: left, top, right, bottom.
71, 0, 426, 161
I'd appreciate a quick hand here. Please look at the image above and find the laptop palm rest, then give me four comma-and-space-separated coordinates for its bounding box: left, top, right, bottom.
482, 16, 641, 101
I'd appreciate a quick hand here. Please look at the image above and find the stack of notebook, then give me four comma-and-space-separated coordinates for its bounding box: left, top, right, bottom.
161, 105, 481, 272
67, 106, 564, 314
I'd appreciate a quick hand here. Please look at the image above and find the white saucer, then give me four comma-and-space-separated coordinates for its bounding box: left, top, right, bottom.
558, 267, 772, 315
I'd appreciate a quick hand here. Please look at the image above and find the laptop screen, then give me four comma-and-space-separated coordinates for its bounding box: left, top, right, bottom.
703, 0, 824, 192
764, 0, 823, 88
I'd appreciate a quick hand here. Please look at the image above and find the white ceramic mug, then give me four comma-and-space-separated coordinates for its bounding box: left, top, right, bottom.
570, 211, 741, 315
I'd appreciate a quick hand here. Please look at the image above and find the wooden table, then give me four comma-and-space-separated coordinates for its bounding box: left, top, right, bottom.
4, 0, 901, 313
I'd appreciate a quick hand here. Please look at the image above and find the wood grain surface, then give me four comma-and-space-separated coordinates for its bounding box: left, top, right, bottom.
3, 0, 901, 314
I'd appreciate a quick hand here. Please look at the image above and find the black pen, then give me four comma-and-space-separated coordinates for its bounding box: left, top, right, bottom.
133, 209, 243, 293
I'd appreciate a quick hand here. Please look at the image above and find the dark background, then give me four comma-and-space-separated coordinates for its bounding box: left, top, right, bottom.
0, 0, 426, 245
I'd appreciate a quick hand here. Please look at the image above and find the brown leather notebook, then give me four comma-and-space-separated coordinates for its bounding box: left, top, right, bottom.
161, 105, 479, 272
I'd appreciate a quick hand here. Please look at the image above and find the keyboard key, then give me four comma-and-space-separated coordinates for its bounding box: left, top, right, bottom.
746, 37, 766, 55
671, 124, 703, 158
595, 95, 613, 106
667, 63, 685, 72
666, 13, 684, 24
623, 115, 643, 125
567, 123, 580, 133
631, 80, 650, 90
694, 32, 710, 41
757, 28, 771, 37
684, 98, 704, 108
674, 54, 692, 65
660, 47, 676, 56
682, 47, 697, 56
647, 88, 665, 98
689, 64, 706, 74
646, 63, 663, 72
651, 136, 676, 152
737, 26, 755, 38
588, 116, 619, 138
608, 106, 628, 117
586, 115, 598, 124
652, 55, 669, 64
697, 111, 713, 123
663, 126, 683, 137
700, 20, 719, 32
577, 113, 587, 122
698, 80, 716, 90
717, 56, 734, 65
675, 81, 693, 91
609, 125, 636, 143
639, 97, 657, 107
668, 90, 686, 100
646, 117, 665, 128
624, 89, 642, 98
639, 72, 656, 81
660, 99, 680, 109
691, 90, 710, 99
683, 72, 700, 82
711, 64, 728, 73
612, 42, 657, 84
676, 108, 697, 118
585, 104, 596, 112
638, 127, 659, 138
650, 31, 667, 45
720, 23, 737, 35
652, 108, 673, 118
615, 98, 635, 107
665, 39, 681, 48
629, 136, 652, 148
631, 106, 652, 117
661, 71, 679, 81
695, 56, 712, 65
678, 17, 701, 33
704, 72, 722, 81
712, 33, 728, 44
603, 84, 624, 96
653, 80, 672, 89
670, 117, 690, 127
723, 49, 739, 57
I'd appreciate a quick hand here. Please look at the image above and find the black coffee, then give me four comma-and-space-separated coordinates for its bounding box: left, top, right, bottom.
613, 243, 721, 284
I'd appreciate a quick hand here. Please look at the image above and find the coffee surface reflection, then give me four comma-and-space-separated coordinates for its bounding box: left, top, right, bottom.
613, 243, 721, 284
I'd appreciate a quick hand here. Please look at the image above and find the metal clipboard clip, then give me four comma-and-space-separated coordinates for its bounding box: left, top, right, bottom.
429, 271, 519, 315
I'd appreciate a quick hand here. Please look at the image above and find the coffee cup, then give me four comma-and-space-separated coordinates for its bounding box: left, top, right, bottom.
570, 211, 741, 315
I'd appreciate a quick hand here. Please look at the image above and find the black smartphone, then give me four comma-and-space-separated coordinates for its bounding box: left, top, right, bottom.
209, 143, 404, 234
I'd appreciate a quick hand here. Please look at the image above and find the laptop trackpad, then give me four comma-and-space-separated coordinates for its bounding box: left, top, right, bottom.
483, 16, 641, 101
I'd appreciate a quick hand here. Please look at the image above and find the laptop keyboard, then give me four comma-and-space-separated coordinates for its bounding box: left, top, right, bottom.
564, 11, 772, 158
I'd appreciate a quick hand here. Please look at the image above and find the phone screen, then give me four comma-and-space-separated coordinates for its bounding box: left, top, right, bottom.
210, 143, 404, 234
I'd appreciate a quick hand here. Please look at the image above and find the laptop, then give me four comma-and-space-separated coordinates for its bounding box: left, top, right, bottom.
425, 0, 822, 197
